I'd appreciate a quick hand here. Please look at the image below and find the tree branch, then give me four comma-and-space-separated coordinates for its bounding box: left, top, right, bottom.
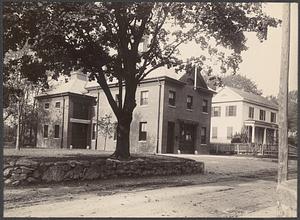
95, 71, 120, 117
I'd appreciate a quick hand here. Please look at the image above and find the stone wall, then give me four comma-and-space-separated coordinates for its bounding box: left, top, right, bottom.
4, 157, 204, 186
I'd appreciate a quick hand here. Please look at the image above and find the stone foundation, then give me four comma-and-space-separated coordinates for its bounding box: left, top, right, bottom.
4, 157, 204, 186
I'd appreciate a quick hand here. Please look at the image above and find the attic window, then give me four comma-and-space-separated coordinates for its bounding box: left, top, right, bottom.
55, 102, 61, 108
44, 103, 50, 109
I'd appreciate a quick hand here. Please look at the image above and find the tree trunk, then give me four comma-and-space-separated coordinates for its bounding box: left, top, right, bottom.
104, 134, 107, 151
113, 114, 132, 159
15, 100, 21, 150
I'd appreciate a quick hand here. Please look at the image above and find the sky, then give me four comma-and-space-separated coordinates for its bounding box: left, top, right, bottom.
239, 3, 298, 96
51, 3, 298, 96
178, 3, 298, 96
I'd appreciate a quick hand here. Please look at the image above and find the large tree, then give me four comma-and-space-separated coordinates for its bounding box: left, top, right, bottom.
4, 43, 47, 149
221, 74, 263, 95
4, 2, 279, 158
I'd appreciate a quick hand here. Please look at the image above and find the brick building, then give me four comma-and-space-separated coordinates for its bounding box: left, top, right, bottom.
36, 68, 214, 154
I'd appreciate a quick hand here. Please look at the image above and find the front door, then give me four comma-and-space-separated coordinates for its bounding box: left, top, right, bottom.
71, 123, 88, 149
166, 122, 175, 153
179, 123, 195, 154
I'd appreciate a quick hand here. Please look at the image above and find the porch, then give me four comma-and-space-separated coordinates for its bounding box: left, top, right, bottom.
244, 120, 278, 145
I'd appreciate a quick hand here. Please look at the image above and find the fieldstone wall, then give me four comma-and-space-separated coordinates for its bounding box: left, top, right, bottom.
4, 157, 204, 186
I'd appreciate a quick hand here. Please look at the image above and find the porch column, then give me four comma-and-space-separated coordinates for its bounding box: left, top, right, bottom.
263, 127, 267, 145
274, 129, 278, 144
247, 126, 250, 143
251, 125, 255, 143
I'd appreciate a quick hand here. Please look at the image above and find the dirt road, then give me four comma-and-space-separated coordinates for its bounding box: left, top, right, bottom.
4, 155, 297, 218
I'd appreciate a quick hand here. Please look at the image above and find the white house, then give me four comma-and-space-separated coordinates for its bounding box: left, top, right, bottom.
210, 86, 278, 145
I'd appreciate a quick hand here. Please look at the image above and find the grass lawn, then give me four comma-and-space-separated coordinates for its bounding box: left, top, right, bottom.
3, 147, 187, 163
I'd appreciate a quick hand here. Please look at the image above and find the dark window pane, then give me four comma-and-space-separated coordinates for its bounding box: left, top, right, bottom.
226, 106, 236, 116
202, 100, 208, 113
259, 110, 265, 121
140, 91, 149, 105
43, 125, 48, 138
92, 123, 96, 140
249, 107, 254, 118
201, 127, 207, 144
212, 106, 221, 117
187, 95, 193, 109
139, 122, 147, 141
168, 91, 176, 106
54, 125, 59, 138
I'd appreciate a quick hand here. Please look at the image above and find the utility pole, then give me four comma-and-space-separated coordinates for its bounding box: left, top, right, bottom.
278, 3, 290, 184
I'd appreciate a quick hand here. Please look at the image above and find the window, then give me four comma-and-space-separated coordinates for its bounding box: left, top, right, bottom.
201, 127, 207, 144
43, 125, 49, 138
212, 127, 218, 139
113, 123, 118, 140
55, 102, 61, 108
73, 102, 89, 119
226, 106, 237, 116
259, 110, 266, 121
271, 112, 276, 123
140, 91, 149, 105
168, 91, 176, 106
115, 94, 120, 107
248, 107, 254, 119
139, 122, 147, 141
202, 99, 208, 113
92, 123, 96, 140
44, 103, 50, 109
227, 127, 233, 139
187, 95, 193, 110
54, 125, 60, 138
212, 106, 221, 117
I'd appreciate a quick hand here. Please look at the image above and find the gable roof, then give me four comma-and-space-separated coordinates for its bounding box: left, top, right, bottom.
227, 87, 278, 110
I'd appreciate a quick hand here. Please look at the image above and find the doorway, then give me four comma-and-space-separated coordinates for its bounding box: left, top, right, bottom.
166, 122, 175, 153
71, 123, 88, 149
179, 123, 196, 154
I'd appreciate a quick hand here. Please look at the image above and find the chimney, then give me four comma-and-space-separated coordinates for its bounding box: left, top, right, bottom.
70, 70, 87, 81
194, 66, 197, 90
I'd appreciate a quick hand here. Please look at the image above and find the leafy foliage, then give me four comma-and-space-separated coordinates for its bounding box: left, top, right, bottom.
231, 126, 249, 143
98, 114, 115, 139
221, 74, 263, 95
4, 2, 280, 157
